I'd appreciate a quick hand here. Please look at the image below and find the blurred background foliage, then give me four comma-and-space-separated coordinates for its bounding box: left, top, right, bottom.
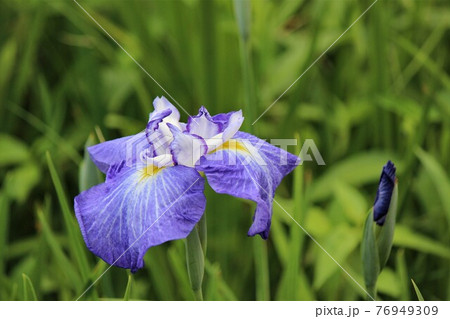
0, 0, 449, 301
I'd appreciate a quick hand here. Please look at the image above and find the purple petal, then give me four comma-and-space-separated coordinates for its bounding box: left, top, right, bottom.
88, 132, 150, 174
211, 111, 236, 125
204, 110, 244, 152
152, 96, 180, 122
74, 163, 205, 272
373, 160, 396, 226
221, 110, 244, 141
186, 106, 221, 139
210, 110, 244, 138
146, 107, 184, 159
167, 124, 207, 168
197, 131, 299, 239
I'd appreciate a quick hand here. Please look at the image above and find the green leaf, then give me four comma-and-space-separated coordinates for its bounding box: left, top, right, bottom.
377, 268, 401, 299
396, 249, 410, 301
79, 134, 104, 192
0, 38, 17, 100
185, 226, 204, 300
415, 148, 450, 224
393, 225, 450, 259
167, 243, 195, 301
0, 192, 10, 275
205, 260, 238, 301
377, 183, 398, 269
144, 249, 175, 300
411, 279, 425, 301
314, 225, 359, 289
46, 152, 91, 281
0, 134, 30, 167
361, 209, 379, 298
21, 274, 37, 301
269, 213, 289, 265
4, 163, 40, 203
233, 0, 251, 41
333, 182, 367, 225
123, 275, 132, 301
311, 152, 400, 201
36, 208, 83, 292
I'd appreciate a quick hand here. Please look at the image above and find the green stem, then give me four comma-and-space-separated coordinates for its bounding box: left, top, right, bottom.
185, 222, 205, 301
283, 133, 305, 299
252, 236, 270, 301
234, 0, 256, 134
234, 0, 269, 300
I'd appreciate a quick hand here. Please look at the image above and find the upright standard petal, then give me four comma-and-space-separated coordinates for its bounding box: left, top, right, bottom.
197, 131, 299, 239
88, 132, 150, 174
74, 162, 205, 272
220, 110, 244, 142
167, 124, 207, 168
205, 110, 244, 153
373, 160, 396, 226
186, 106, 221, 138
152, 96, 180, 122
146, 107, 184, 158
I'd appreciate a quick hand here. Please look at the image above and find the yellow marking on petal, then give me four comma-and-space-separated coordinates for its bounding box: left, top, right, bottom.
198, 171, 205, 177
139, 165, 163, 182
210, 139, 248, 154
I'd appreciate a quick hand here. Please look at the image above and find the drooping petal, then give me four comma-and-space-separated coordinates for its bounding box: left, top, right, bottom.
74, 162, 205, 272
186, 106, 221, 139
373, 160, 396, 226
197, 131, 299, 239
167, 124, 207, 168
88, 132, 150, 174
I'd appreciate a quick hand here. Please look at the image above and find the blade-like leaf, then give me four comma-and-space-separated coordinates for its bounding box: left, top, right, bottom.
79, 134, 104, 192
46, 152, 90, 281
21, 274, 37, 301
361, 209, 379, 299
411, 279, 425, 301
0, 134, 30, 167
36, 207, 83, 292
394, 225, 450, 259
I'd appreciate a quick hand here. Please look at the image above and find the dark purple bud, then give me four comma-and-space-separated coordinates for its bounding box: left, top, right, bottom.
373, 160, 396, 226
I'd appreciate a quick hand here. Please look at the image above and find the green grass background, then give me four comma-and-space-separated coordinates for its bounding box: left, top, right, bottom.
0, 0, 449, 301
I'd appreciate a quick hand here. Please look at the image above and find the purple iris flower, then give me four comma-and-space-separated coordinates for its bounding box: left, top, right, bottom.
373, 160, 396, 226
74, 96, 299, 272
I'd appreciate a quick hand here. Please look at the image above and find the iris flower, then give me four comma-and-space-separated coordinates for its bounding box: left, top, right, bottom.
75, 97, 299, 272
373, 160, 396, 226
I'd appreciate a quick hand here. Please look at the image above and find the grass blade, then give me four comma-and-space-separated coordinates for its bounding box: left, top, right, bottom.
123, 274, 132, 301
411, 279, 424, 301
0, 192, 9, 275
79, 134, 104, 192
21, 274, 37, 301
46, 152, 91, 281
36, 207, 82, 292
